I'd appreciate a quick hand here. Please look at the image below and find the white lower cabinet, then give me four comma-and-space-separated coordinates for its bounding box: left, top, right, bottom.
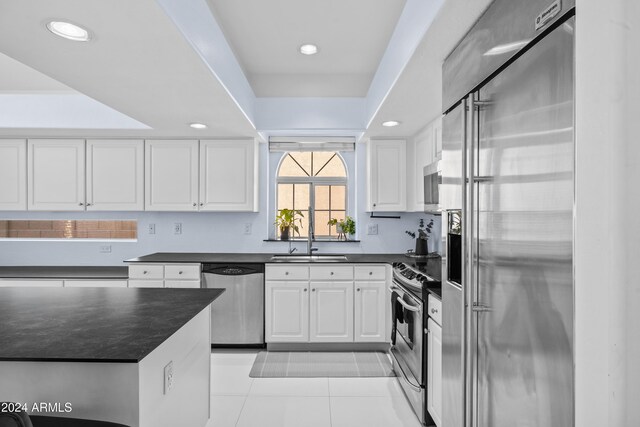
0, 280, 64, 287
64, 280, 128, 288
128, 280, 164, 288
265, 281, 309, 342
354, 281, 386, 342
309, 281, 354, 342
427, 318, 443, 426
265, 263, 388, 344
127, 263, 200, 288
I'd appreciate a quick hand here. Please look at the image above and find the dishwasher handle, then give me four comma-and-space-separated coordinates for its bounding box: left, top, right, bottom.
202, 263, 265, 275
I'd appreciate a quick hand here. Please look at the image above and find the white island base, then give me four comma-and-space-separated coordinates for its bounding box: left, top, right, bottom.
0, 307, 211, 427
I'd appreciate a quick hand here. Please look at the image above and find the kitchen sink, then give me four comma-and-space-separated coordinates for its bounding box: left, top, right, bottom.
270, 255, 348, 262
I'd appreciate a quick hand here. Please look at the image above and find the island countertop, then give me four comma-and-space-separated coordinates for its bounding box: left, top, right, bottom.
0, 287, 224, 363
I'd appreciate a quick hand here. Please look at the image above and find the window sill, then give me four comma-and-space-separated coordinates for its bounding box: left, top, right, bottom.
263, 239, 361, 243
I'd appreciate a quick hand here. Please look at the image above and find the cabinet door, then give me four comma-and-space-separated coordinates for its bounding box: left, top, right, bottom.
28, 139, 85, 211
0, 140, 27, 210
367, 140, 406, 211
200, 140, 257, 211
128, 280, 164, 288
428, 318, 443, 426
354, 281, 386, 342
265, 281, 309, 342
86, 140, 143, 211
145, 140, 199, 211
309, 281, 354, 342
164, 280, 200, 288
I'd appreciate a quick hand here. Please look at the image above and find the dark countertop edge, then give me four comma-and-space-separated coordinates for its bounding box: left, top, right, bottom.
263, 239, 361, 243
0, 266, 128, 280
125, 253, 433, 263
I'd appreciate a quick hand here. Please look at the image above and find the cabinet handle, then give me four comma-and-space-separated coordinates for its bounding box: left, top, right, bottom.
330, 272, 334, 276
178, 271, 183, 275
312, 288, 316, 292
193, 202, 197, 207
369, 271, 373, 275
143, 271, 148, 275
357, 288, 361, 292
78, 202, 84, 206
285, 271, 289, 275
431, 308, 438, 314
86, 203, 91, 206
200, 203, 204, 206
304, 288, 307, 292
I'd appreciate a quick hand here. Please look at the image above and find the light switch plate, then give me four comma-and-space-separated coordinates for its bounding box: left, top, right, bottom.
174, 223, 182, 235
164, 361, 174, 394
367, 224, 379, 235
99, 245, 111, 253
148, 224, 156, 234
244, 223, 252, 235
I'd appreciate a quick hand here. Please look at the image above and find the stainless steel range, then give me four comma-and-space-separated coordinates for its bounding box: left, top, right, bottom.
389, 262, 439, 426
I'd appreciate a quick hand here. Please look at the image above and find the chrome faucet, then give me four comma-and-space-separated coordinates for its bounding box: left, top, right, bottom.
307, 205, 318, 255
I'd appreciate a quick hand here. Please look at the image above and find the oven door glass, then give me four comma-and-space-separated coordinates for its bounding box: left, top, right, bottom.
391, 282, 424, 383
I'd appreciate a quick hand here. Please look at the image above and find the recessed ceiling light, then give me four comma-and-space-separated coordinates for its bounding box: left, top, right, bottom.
382, 120, 401, 127
189, 123, 207, 129
299, 44, 318, 55
46, 21, 91, 42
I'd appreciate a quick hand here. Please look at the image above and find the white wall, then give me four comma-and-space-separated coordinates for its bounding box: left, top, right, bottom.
575, 0, 640, 425
0, 142, 441, 266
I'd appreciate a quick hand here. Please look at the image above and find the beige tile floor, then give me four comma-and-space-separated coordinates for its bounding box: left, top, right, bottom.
207, 350, 422, 427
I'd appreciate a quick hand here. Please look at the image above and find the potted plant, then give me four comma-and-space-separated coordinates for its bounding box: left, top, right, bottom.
275, 209, 304, 240
328, 216, 356, 240
405, 218, 434, 255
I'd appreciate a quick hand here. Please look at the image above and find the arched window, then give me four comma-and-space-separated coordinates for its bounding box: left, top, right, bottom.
276, 152, 347, 239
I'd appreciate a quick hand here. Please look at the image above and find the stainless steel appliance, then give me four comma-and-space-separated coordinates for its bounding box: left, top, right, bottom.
441, 0, 575, 426
390, 262, 440, 425
423, 160, 441, 212
201, 263, 265, 347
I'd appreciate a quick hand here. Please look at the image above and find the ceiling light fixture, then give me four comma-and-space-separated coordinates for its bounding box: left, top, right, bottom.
46, 21, 91, 42
189, 123, 207, 129
382, 120, 401, 127
299, 44, 318, 55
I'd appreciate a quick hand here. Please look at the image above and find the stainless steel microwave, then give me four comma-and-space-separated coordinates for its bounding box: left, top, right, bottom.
423, 161, 441, 212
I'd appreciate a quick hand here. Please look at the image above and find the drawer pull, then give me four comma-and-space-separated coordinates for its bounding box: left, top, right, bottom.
285, 271, 289, 275
431, 308, 438, 314
330, 272, 334, 276
312, 288, 316, 292
369, 271, 373, 275
357, 288, 361, 292
143, 271, 148, 275
192, 202, 197, 207
178, 271, 183, 275
304, 288, 307, 292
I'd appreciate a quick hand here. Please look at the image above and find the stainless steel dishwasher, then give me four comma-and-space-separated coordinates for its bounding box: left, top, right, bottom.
201, 263, 265, 347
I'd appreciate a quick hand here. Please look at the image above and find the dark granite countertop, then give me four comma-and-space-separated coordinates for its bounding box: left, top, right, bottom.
126, 252, 442, 282
0, 287, 224, 363
0, 266, 128, 279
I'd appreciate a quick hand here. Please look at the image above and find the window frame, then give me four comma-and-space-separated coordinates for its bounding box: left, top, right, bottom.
275, 152, 349, 240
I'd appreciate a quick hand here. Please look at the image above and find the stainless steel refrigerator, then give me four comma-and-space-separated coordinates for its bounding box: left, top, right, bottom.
440, 0, 575, 426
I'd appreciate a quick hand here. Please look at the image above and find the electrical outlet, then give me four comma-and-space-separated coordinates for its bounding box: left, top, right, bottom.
99, 245, 111, 253
148, 224, 156, 234
244, 223, 252, 235
174, 223, 182, 235
164, 361, 174, 394
367, 224, 379, 235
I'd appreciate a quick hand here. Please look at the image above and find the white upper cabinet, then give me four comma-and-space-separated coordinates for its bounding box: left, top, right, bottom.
367, 139, 407, 211
199, 139, 258, 211
86, 140, 144, 211
0, 140, 27, 210
28, 139, 85, 211
145, 140, 199, 211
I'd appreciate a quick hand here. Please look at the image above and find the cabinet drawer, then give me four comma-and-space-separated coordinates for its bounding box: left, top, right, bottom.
428, 294, 442, 326
165, 280, 200, 289
310, 265, 353, 281
129, 280, 164, 288
354, 265, 387, 281
0, 279, 64, 287
129, 264, 164, 279
266, 265, 309, 281
164, 264, 201, 280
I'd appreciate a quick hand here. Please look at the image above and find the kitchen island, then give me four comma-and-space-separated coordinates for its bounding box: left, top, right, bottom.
0, 287, 224, 427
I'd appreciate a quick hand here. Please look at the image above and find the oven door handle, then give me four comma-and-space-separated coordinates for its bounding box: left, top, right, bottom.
390, 348, 423, 392
396, 296, 421, 312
